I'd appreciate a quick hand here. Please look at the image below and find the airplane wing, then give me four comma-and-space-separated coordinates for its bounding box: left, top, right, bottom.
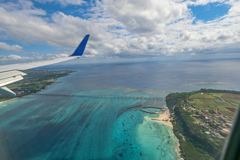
0, 34, 90, 96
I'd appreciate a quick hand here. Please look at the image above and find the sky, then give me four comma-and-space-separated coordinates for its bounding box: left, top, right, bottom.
0, 0, 240, 64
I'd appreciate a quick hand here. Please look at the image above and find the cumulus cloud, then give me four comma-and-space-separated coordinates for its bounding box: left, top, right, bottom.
186, 0, 226, 6
0, 42, 22, 52
0, 0, 240, 62
104, 0, 189, 35
0, 52, 74, 65
0, 54, 29, 65
0, 0, 111, 48
92, 0, 240, 57
34, 0, 85, 6
8, 55, 22, 60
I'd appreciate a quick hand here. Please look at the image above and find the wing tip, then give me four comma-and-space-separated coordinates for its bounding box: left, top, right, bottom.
70, 34, 90, 57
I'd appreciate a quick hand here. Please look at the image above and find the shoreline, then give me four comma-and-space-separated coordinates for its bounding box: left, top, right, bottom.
0, 78, 58, 105
0, 98, 18, 104
0, 82, 52, 105
151, 109, 183, 160
0, 71, 75, 105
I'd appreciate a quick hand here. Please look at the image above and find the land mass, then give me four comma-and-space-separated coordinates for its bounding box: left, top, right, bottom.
0, 70, 74, 103
1, 72, 239, 160
166, 89, 240, 160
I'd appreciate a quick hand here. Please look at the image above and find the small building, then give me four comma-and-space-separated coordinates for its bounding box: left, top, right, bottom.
220, 116, 227, 122
221, 128, 230, 135
214, 132, 220, 136
226, 123, 233, 128
192, 115, 199, 117
204, 123, 209, 126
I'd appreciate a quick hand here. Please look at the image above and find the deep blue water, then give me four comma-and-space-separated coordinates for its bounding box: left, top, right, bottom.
0, 60, 239, 160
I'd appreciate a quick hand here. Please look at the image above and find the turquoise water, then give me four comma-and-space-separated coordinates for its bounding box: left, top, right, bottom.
0, 90, 179, 159
0, 60, 240, 159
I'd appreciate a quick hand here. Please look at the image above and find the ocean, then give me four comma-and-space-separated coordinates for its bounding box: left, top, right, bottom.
0, 59, 239, 160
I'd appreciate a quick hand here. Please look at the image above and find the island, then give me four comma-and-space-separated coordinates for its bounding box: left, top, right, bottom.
0, 70, 74, 103
166, 89, 240, 160
1, 71, 239, 160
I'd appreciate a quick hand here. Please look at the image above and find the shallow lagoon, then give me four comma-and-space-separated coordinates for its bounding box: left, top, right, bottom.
0, 60, 240, 160
0, 90, 179, 159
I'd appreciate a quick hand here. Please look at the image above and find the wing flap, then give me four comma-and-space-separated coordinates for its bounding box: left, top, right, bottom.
0, 75, 24, 87
0, 70, 27, 87
0, 86, 16, 96
0, 70, 26, 80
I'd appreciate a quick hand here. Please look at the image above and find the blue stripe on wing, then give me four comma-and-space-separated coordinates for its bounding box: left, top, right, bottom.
70, 34, 90, 56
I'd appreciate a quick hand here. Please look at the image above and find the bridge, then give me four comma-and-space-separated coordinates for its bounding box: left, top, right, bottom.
33, 93, 161, 100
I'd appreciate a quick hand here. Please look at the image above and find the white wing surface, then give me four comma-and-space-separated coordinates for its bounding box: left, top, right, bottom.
0, 34, 90, 96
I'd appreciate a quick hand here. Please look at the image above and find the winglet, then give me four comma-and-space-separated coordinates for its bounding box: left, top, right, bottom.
70, 34, 90, 57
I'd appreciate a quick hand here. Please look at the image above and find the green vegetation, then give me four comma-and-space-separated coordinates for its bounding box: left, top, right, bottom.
166, 89, 240, 160
188, 91, 239, 116
0, 70, 74, 102
221, 93, 240, 107
212, 93, 223, 98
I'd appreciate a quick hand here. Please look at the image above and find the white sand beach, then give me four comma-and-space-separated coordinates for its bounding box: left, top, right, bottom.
151, 109, 183, 160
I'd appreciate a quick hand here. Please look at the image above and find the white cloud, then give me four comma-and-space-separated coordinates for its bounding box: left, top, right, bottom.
104, 0, 189, 35
0, 0, 240, 62
186, 0, 226, 6
0, 42, 22, 52
8, 55, 22, 60
0, 1, 111, 48
0, 52, 74, 65
89, 0, 240, 57
227, 0, 240, 16
34, 0, 85, 6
